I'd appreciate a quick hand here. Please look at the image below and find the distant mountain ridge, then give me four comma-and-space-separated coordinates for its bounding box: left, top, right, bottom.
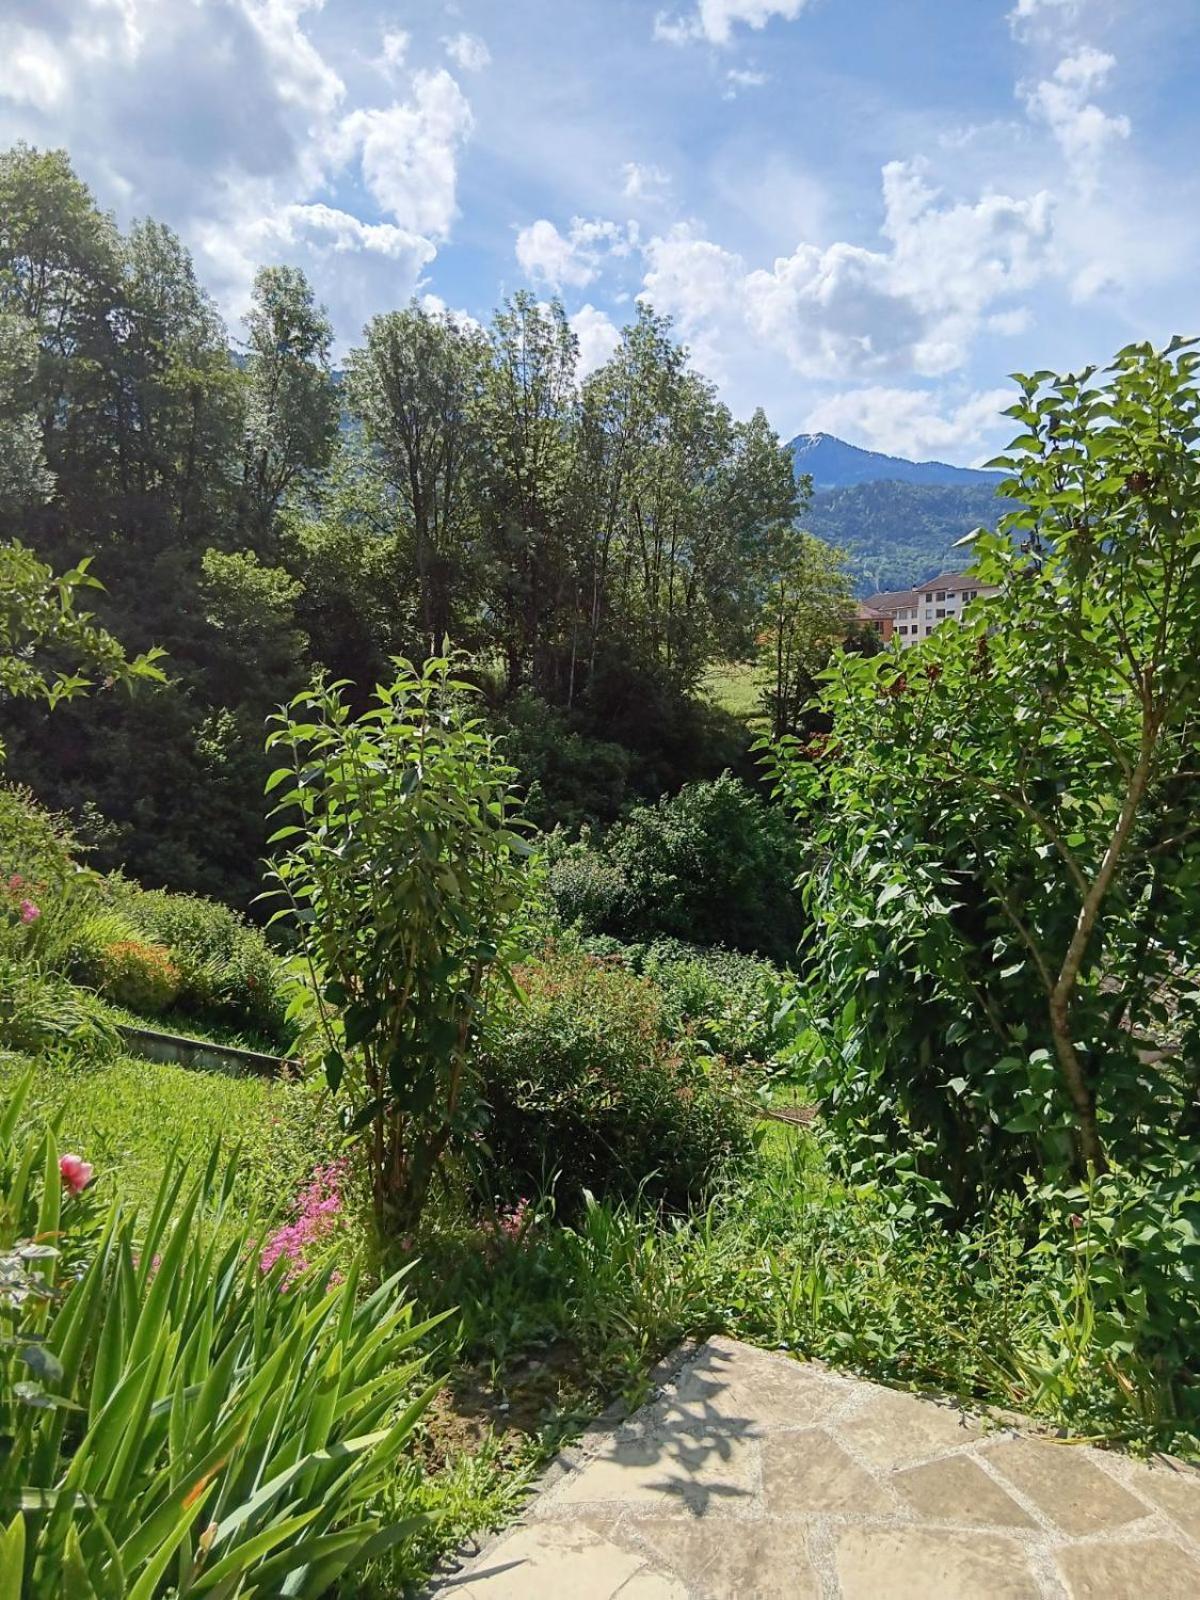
787, 433, 1012, 597
789, 431, 1002, 492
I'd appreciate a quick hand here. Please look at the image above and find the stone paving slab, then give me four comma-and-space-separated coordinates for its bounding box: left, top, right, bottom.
429, 1336, 1200, 1598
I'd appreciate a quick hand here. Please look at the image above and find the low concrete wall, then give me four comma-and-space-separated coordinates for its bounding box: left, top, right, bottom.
117, 1023, 295, 1079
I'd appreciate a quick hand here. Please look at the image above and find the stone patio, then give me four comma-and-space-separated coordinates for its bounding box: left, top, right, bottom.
429, 1335, 1200, 1599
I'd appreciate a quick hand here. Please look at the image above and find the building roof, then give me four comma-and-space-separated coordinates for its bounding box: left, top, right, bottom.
861, 570, 994, 614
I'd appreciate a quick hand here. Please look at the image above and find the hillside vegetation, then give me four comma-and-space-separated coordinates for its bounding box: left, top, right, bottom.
2, 133, 1200, 1600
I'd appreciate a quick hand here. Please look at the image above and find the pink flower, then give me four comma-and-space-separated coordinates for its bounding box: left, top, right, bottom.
7, 874, 23, 891
60, 1154, 94, 1195
259, 1160, 347, 1286
19, 900, 39, 924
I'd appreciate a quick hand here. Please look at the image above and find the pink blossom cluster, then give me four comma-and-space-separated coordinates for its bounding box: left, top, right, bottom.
259, 1160, 347, 1285
5, 873, 40, 924
59, 1153, 94, 1195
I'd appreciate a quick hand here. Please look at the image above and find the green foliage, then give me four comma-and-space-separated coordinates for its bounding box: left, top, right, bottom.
479, 947, 753, 1213
266, 658, 532, 1232
109, 884, 292, 1043
0, 1052, 333, 1231
0, 1073, 438, 1597
0, 783, 291, 1044
84, 937, 180, 1015
494, 692, 633, 832
778, 338, 1200, 1212
0, 959, 118, 1058
605, 937, 788, 1069
421, 1124, 1200, 1450
0, 541, 164, 759
757, 525, 852, 738
548, 773, 804, 964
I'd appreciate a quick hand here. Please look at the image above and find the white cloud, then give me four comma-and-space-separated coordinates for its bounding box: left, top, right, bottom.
0, 2, 479, 353
443, 32, 491, 73
1008, 0, 1086, 35
654, 1, 810, 47
803, 385, 1013, 462
337, 70, 473, 239
724, 67, 768, 97
1021, 48, 1130, 193
639, 161, 1051, 384
516, 216, 637, 290
377, 28, 409, 75
571, 304, 622, 376
0, 23, 70, 111
622, 161, 671, 201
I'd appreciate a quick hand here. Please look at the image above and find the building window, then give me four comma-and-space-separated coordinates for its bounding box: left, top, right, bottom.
935, 591, 945, 601
936, 608, 946, 619
925, 609, 933, 620
924, 592, 933, 602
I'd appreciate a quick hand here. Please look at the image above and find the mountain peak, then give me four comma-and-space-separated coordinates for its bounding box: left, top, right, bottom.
789, 432, 1000, 492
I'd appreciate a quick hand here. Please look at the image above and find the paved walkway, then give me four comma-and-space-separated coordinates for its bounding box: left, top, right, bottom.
432, 1335, 1200, 1598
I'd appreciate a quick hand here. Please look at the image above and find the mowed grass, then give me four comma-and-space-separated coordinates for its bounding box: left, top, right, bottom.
700, 659, 768, 732
0, 1049, 331, 1225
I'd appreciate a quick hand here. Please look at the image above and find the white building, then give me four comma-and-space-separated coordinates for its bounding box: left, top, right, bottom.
861, 569, 998, 648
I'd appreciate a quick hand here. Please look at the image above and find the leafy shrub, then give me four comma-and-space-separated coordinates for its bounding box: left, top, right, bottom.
613, 937, 787, 1068
114, 882, 291, 1042
479, 948, 752, 1213
543, 829, 629, 931
778, 341, 1200, 1212
495, 691, 633, 831
0, 1073, 437, 1596
88, 936, 180, 1014
266, 659, 531, 1232
0, 783, 77, 888
0, 957, 118, 1058
547, 773, 804, 964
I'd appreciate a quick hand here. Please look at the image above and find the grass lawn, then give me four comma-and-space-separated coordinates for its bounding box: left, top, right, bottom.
700, 659, 767, 732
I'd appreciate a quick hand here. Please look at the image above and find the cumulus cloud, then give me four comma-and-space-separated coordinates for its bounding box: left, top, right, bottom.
377, 28, 409, 75
1021, 48, 1130, 193
443, 32, 491, 72
0, 2, 477, 345
802, 385, 1013, 462
337, 70, 473, 239
571, 304, 622, 376
654, 1, 810, 47
640, 160, 1051, 384
516, 217, 637, 290
0, 23, 70, 111
1008, 0, 1086, 36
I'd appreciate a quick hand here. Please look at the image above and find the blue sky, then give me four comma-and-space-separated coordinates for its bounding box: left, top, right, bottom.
2, 0, 1196, 462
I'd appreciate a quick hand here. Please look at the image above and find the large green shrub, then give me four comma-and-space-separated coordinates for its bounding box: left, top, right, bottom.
266, 658, 531, 1232
0, 1074, 437, 1596
547, 773, 804, 964
113, 884, 291, 1042
479, 947, 752, 1213
613, 937, 787, 1068
777, 338, 1200, 1219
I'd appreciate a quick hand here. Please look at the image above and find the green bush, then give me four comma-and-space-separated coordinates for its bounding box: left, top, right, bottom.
88, 935, 181, 1014
113, 883, 292, 1043
479, 947, 752, 1214
547, 774, 804, 964
0, 783, 77, 888
611, 937, 787, 1068
0, 957, 118, 1058
0, 1072, 437, 1596
495, 691, 633, 831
